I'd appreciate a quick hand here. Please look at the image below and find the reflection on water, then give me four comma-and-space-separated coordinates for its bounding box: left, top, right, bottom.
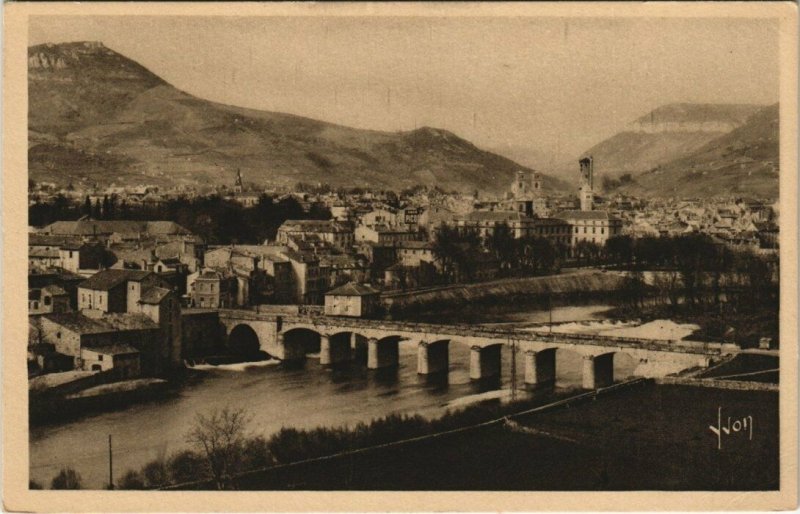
29, 303, 624, 488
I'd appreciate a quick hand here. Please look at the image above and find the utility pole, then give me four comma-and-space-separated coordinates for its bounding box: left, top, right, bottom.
108, 434, 114, 490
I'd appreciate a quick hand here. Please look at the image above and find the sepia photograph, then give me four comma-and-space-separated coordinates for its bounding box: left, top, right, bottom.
3, 2, 798, 511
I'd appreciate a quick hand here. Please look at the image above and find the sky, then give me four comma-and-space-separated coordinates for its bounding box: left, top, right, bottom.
30, 15, 780, 170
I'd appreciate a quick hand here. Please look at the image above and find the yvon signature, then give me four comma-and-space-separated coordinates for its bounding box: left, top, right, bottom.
709, 406, 753, 450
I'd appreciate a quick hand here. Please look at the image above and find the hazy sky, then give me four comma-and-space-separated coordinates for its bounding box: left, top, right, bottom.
30, 16, 779, 169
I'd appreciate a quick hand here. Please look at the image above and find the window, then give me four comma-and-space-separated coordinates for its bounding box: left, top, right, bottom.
44, 296, 51, 306
601, 228, 605, 234
98, 355, 104, 361
33, 301, 39, 309
56, 331, 61, 339
69, 251, 73, 258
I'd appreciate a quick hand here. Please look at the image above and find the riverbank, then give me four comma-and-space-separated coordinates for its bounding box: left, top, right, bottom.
167, 381, 778, 491
384, 269, 629, 319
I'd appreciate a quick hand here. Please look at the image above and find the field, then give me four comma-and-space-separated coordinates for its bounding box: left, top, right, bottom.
172, 383, 779, 491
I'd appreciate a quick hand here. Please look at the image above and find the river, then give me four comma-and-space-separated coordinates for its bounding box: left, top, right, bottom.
30, 302, 635, 489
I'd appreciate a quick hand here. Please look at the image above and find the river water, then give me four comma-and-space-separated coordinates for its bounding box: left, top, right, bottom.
30, 303, 634, 488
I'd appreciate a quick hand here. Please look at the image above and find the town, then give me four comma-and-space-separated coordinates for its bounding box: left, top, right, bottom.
15, 9, 788, 500
27, 156, 779, 397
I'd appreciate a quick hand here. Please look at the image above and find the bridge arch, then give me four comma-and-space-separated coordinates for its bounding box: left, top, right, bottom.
469, 342, 503, 381
320, 331, 358, 366
281, 327, 322, 361
227, 324, 263, 359
365, 335, 404, 369
417, 339, 450, 375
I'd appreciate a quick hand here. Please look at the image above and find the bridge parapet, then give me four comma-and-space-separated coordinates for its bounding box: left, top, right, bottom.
218, 309, 738, 357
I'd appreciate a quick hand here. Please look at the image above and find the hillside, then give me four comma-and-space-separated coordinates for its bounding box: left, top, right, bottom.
577, 103, 764, 178
28, 41, 569, 194
623, 103, 779, 199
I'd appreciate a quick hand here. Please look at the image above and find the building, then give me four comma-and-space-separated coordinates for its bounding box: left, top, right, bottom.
395, 240, 437, 267
38, 219, 193, 242
324, 282, 380, 317
359, 208, 398, 228
38, 311, 160, 376
80, 344, 141, 378
555, 210, 623, 247
276, 220, 354, 250
74, 269, 182, 369
453, 211, 571, 245
188, 269, 238, 308
28, 285, 70, 315
354, 224, 421, 245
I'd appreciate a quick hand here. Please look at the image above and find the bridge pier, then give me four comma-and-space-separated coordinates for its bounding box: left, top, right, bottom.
582, 353, 614, 389
319, 335, 351, 366
417, 341, 449, 375
469, 345, 502, 381
524, 349, 556, 388
367, 338, 399, 369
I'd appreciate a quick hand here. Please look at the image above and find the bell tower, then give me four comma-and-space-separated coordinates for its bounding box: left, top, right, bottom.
579, 157, 594, 211
234, 168, 244, 193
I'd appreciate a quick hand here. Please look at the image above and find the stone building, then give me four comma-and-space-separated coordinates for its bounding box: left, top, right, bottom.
324, 282, 380, 318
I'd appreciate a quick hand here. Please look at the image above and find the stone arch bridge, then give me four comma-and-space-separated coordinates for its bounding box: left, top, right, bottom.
218, 309, 738, 389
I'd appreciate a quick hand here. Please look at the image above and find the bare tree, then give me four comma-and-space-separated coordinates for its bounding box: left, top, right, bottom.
185, 407, 251, 490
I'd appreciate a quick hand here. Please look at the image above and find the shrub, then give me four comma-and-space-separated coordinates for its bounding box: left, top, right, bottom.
142, 459, 169, 488
50, 467, 82, 490
117, 470, 147, 490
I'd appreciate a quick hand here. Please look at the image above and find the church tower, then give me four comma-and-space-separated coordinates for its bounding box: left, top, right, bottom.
234, 168, 244, 193
579, 157, 594, 211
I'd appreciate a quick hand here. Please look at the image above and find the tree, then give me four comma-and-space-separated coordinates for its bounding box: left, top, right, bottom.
83, 196, 92, 217
185, 407, 251, 490
51, 467, 82, 489
168, 449, 209, 485
142, 459, 170, 488
488, 223, 516, 272
117, 470, 147, 490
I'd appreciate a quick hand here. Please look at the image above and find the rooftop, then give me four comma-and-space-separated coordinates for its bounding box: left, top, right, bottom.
555, 210, 619, 221
139, 286, 172, 305
79, 269, 152, 291
326, 282, 380, 297
43, 312, 159, 334
82, 343, 140, 355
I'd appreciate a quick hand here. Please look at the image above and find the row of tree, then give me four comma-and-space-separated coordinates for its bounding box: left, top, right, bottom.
431, 224, 567, 283
28, 194, 332, 245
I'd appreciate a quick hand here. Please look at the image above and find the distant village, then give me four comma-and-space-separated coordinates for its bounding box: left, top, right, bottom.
27, 158, 779, 390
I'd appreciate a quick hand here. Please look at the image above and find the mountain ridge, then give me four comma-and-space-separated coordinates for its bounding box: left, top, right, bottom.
576, 103, 766, 178
620, 103, 779, 199
28, 41, 570, 194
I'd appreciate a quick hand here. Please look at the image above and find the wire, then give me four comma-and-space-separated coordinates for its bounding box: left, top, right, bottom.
159, 378, 647, 490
